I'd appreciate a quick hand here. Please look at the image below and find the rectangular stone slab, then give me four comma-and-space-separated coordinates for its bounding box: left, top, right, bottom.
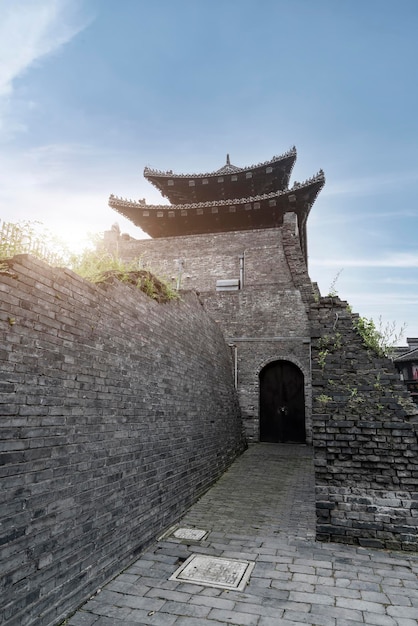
172, 528, 208, 541
170, 554, 255, 591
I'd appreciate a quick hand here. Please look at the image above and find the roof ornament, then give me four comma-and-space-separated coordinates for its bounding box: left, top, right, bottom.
216, 155, 242, 175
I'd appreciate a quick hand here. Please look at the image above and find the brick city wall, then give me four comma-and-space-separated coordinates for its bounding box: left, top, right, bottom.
201, 288, 312, 441
0, 254, 245, 626
111, 217, 316, 442
310, 297, 418, 550
106, 226, 296, 293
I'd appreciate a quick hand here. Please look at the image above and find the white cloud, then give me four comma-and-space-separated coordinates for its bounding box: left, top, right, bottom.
310, 208, 418, 226
0, 143, 150, 252
322, 171, 418, 198
311, 253, 418, 268
0, 0, 90, 136
345, 292, 418, 306
380, 277, 418, 286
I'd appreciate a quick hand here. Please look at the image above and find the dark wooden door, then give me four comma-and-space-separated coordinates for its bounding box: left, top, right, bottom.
259, 361, 305, 443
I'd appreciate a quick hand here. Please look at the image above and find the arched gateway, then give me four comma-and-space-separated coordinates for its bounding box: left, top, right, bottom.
259, 360, 306, 443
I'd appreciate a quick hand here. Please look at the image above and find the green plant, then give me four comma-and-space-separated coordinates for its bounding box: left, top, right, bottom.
0, 219, 69, 266
317, 332, 343, 370
373, 373, 382, 391
319, 333, 342, 351
333, 332, 342, 349
354, 315, 406, 358
327, 269, 343, 297
317, 394, 332, 404
69, 248, 134, 283
397, 395, 418, 414
318, 349, 329, 370
1, 221, 178, 303
71, 238, 180, 302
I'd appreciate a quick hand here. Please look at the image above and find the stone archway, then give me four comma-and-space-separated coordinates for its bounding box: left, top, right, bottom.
259, 360, 306, 443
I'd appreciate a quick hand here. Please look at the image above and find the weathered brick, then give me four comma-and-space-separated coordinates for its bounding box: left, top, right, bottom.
0, 256, 245, 626
311, 297, 418, 550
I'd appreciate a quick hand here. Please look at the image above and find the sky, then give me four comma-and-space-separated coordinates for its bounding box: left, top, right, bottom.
0, 0, 417, 342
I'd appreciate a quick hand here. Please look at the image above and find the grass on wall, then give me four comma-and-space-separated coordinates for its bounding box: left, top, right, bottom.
0, 220, 178, 303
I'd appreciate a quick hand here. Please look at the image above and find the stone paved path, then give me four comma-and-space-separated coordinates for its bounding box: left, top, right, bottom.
67, 444, 418, 626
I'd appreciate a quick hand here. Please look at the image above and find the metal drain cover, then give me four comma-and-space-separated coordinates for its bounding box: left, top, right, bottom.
170, 554, 255, 591
172, 528, 208, 541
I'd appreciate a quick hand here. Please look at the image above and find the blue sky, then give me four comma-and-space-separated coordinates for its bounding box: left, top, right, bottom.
1, 0, 417, 341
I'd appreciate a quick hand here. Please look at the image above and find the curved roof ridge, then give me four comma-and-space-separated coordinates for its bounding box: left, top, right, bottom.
143, 146, 297, 179
109, 169, 325, 212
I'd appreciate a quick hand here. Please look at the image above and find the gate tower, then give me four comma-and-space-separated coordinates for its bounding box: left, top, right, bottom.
108, 149, 325, 442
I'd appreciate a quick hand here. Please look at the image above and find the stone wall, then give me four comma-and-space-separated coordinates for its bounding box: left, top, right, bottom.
310, 296, 418, 550
201, 288, 312, 441
110, 216, 315, 442
0, 255, 245, 626
107, 226, 297, 293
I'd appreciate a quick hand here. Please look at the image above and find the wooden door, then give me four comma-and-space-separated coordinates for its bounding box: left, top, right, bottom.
259, 360, 305, 443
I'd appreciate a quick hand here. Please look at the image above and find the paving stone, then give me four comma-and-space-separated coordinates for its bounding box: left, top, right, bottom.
189, 595, 235, 611
127, 609, 178, 625
146, 589, 192, 603
160, 601, 210, 619
93, 618, 138, 626
67, 612, 99, 625
217, 590, 261, 604
285, 581, 315, 593
387, 605, 418, 619
360, 590, 390, 603
172, 619, 227, 626
233, 601, 285, 619
348, 580, 381, 592
173, 583, 206, 595
314, 584, 360, 599
310, 605, 363, 622
264, 599, 311, 613
207, 608, 259, 625
292, 572, 318, 584
258, 618, 296, 626
387, 593, 414, 607
196, 587, 221, 597
317, 575, 335, 585
289, 564, 316, 575
289, 590, 334, 606
362, 613, 397, 626
336, 597, 387, 614
282, 610, 337, 626
68, 444, 418, 626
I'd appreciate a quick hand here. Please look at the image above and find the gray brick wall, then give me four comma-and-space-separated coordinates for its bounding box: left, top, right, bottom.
310, 296, 418, 550
108, 227, 296, 293
201, 288, 312, 441
0, 254, 245, 626
110, 217, 316, 442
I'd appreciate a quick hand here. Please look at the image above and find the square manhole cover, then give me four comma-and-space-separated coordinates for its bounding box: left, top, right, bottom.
170, 554, 255, 591
172, 528, 208, 541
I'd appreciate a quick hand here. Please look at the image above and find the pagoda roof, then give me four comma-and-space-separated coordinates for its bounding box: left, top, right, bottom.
109, 170, 325, 260
144, 148, 297, 205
